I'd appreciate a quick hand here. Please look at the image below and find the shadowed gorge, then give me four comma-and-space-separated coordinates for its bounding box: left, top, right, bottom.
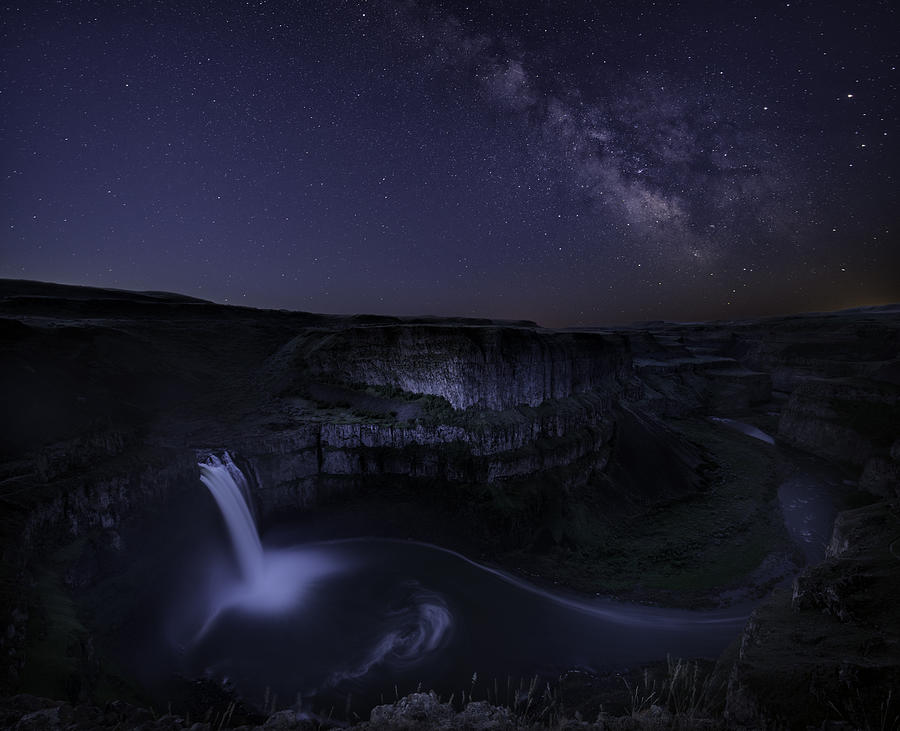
0, 280, 898, 729
4, 0, 898, 725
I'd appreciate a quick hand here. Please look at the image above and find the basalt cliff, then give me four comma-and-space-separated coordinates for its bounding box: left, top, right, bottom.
0, 279, 898, 729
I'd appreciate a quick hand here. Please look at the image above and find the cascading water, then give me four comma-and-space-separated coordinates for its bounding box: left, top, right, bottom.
199, 454, 263, 582
181, 452, 749, 716
195, 453, 349, 629
188, 453, 455, 709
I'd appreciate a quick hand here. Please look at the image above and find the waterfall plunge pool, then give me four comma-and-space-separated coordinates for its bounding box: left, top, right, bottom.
126, 454, 754, 718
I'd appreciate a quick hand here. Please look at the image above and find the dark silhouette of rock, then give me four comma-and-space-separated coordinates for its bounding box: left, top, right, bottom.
1, 279, 897, 728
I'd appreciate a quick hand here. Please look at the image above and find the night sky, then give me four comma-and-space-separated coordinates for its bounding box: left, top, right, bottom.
2, 1, 898, 326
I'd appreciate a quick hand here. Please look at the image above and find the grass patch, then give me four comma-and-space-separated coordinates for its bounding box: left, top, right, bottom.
17, 528, 158, 706
20, 539, 88, 700
512, 417, 789, 604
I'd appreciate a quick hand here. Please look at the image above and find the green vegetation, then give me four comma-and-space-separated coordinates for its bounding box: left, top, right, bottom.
20, 539, 88, 700
297, 387, 787, 605
506, 417, 790, 605
359, 655, 728, 729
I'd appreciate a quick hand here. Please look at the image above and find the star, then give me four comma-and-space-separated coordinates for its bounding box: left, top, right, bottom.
0, 0, 895, 325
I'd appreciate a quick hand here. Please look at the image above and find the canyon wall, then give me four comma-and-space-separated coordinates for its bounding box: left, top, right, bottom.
263, 325, 630, 410
1, 281, 898, 726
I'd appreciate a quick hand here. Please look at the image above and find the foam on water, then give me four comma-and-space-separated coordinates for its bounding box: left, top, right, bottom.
196, 454, 452, 674
197, 455, 344, 627
199, 454, 263, 582
188, 452, 804, 708
328, 584, 453, 685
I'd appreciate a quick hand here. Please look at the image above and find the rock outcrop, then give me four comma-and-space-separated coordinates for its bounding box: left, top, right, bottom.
625, 308, 900, 497
0, 281, 639, 697
264, 325, 630, 410
1, 280, 899, 729
725, 499, 900, 729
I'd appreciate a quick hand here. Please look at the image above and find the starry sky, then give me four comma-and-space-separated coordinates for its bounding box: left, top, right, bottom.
2, 0, 898, 326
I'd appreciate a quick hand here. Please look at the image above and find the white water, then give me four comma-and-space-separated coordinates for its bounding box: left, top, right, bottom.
196, 455, 451, 667
189, 453, 752, 708
199, 454, 263, 582
199, 454, 746, 634
124, 441, 840, 715
343, 536, 750, 629
709, 416, 775, 445
197, 454, 345, 633
328, 583, 453, 686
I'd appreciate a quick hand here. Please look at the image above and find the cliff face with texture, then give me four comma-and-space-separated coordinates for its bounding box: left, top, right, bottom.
245, 399, 612, 506
0, 283, 642, 692
2, 280, 899, 729
263, 325, 630, 410
725, 499, 900, 729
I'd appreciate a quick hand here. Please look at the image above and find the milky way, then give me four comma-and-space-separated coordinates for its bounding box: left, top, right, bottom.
2, 0, 897, 324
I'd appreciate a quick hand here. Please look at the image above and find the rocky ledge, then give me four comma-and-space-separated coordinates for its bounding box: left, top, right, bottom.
1, 280, 899, 729
725, 498, 900, 729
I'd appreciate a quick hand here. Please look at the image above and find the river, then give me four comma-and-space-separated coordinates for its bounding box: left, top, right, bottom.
131, 433, 840, 718
178, 535, 749, 716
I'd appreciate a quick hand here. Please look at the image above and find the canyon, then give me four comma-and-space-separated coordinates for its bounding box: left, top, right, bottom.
0, 279, 898, 729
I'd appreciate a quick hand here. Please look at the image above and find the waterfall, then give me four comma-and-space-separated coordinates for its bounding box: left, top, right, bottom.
195, 452, 344, 631
199, 453, 264, 583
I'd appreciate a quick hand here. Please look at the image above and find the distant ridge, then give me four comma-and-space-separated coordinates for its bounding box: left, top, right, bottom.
2, 278, 895, 327
0, 278, 212, 304
0, 278, 540, 328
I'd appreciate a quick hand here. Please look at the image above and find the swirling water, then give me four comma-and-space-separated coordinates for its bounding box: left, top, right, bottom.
177, 454, 750, 714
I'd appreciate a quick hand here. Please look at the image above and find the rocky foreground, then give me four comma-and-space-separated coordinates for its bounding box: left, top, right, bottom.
0, 279, 898, 729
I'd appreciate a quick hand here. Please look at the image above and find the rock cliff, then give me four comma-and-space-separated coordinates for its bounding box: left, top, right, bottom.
725, 498, 900, 729
263, 325, 630, 410
1, 280, 898, 728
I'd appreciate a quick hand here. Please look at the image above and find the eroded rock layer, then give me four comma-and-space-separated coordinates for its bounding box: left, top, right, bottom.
1, 280, 898, 728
